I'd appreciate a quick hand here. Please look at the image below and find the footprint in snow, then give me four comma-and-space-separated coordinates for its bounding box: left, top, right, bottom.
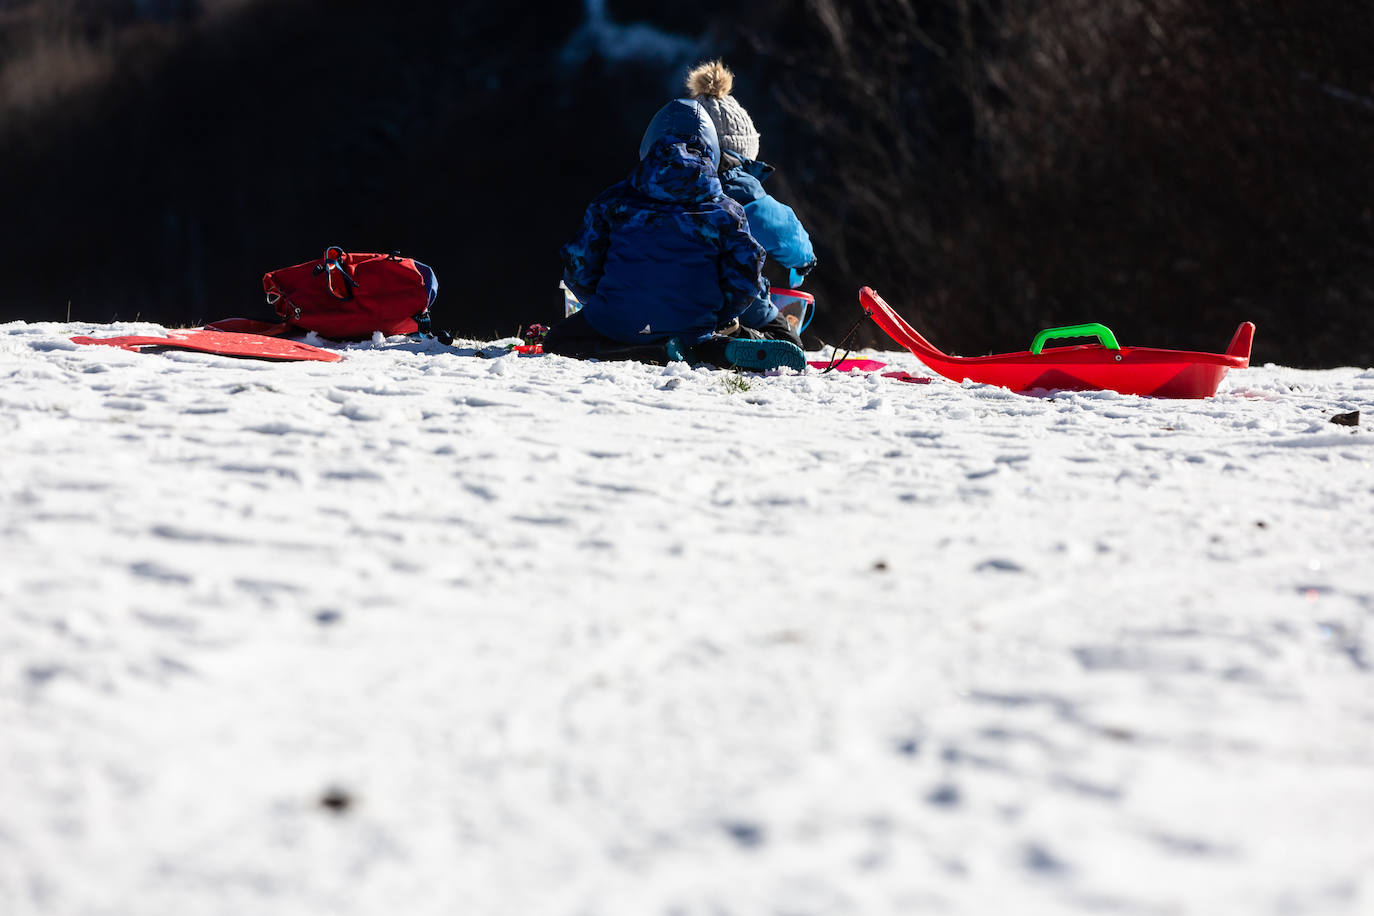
975, 558, 1024, 573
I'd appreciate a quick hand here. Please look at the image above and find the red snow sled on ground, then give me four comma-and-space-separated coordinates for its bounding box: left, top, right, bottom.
860, 287, 1254, 398
71, 329, 341, 362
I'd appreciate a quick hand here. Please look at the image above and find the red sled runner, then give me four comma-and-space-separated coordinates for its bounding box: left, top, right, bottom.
860, 287, 1253, 398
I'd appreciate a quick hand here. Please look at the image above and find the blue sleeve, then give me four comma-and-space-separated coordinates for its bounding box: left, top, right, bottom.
560, 198, 611, 301
718, 211, 772, 325
743, 195, 815, 270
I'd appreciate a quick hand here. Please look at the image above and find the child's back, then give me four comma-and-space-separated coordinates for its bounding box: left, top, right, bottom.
559, 99, 770, 347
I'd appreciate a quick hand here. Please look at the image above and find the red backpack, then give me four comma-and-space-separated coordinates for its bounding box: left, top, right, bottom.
233, 246, 439, 339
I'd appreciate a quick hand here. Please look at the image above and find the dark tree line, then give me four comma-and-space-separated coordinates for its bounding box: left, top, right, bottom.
2, 0, 1370, 367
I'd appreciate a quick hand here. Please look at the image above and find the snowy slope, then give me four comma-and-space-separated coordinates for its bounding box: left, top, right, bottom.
2, 320, 1372, 916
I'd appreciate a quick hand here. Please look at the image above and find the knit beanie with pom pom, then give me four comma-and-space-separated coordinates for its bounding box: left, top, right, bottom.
686, 60, 759, 164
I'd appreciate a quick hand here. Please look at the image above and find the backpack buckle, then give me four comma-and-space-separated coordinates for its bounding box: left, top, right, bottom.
320, 245, 357, 301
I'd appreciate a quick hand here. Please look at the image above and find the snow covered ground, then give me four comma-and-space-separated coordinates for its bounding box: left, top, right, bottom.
2, 319, 1372, 916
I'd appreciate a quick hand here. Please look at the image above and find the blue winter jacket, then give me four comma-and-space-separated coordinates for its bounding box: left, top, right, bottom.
720, 159, 817, 329
561, 100, 770, 346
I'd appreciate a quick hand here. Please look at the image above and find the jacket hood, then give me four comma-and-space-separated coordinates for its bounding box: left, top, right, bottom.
639, 99, 719, 170
631, 99, 724, 205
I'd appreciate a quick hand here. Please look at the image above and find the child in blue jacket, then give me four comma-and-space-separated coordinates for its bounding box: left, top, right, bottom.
544, 98, 806, 371
687, 60, 818, 341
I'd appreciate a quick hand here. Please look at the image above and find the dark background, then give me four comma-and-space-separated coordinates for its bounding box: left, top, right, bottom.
2, 0, 1371, 366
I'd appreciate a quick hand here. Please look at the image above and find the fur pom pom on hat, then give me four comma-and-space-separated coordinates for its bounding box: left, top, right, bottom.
686, 60, 760, 163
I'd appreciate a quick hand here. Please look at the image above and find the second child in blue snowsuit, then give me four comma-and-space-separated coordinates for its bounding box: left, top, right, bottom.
545, 98, 806, 371
688, 61, 817, 340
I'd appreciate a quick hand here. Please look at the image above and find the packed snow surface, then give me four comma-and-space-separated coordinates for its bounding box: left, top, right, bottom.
2, 321, 1372, 916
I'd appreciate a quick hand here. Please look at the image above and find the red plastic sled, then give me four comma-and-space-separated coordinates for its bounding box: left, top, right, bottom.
71, 329, 342, 362
806, 358, 888, 372
860, 287, 1253, 398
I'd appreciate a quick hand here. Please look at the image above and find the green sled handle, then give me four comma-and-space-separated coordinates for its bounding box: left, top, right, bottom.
1030, 322, 1121, 355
